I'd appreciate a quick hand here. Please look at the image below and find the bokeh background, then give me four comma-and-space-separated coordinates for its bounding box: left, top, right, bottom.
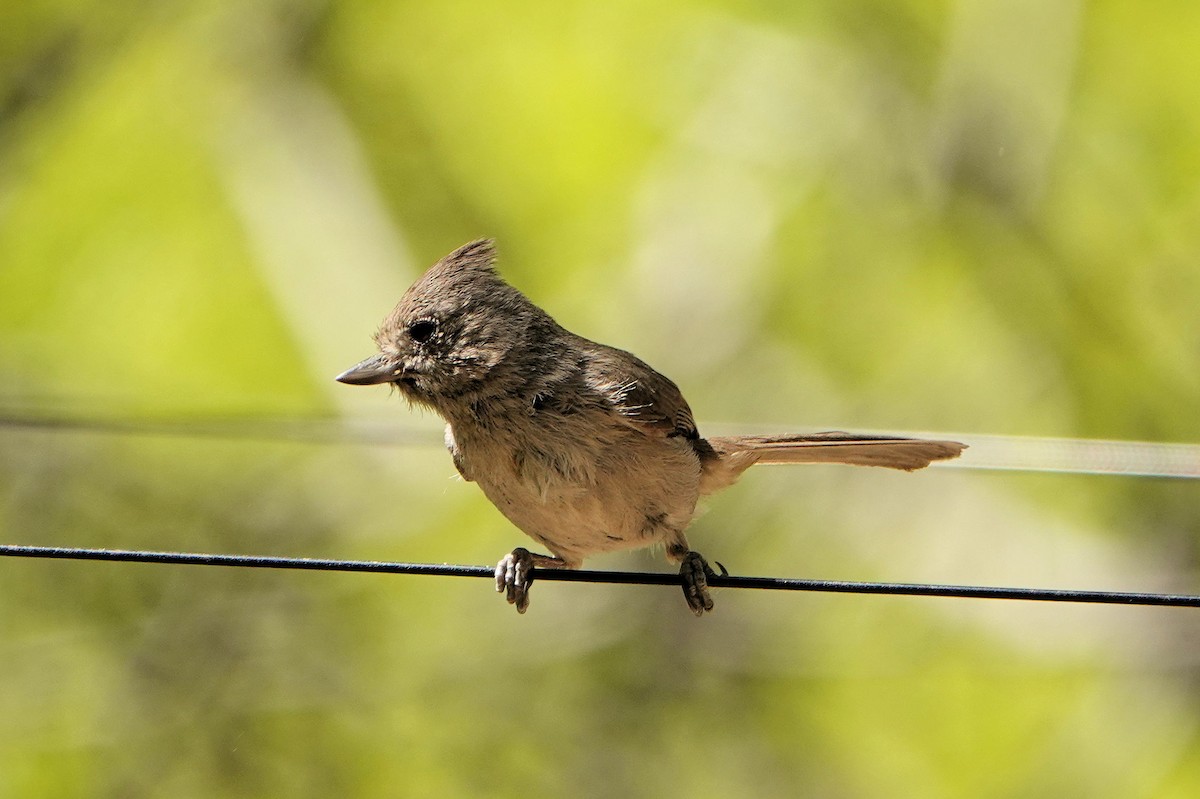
2, 1, 1199, 796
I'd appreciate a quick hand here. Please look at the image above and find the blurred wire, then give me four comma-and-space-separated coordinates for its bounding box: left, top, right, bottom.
2, 544, 1198, 608
941, 432, 1200, 479
1, 410, 1198, 478
0, 410, 441, 447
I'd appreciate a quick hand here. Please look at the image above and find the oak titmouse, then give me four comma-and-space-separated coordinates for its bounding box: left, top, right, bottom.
337, 240, 964, 615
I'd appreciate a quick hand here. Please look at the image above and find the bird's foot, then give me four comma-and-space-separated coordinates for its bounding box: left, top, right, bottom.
679, 551, 726, 616
495, 547, 536, 613
495, 548, 567, 613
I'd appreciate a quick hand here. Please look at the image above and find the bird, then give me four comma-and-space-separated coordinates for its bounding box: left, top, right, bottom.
336, 239, 965, 615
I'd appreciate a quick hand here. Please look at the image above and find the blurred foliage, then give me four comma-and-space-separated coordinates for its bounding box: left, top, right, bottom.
2, 0, 1199, 796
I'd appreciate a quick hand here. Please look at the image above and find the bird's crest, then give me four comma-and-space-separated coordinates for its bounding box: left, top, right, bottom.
430, 238, 497, 280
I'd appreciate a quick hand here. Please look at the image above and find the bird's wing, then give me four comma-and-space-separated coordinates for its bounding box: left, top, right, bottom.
584, 346, 699, 440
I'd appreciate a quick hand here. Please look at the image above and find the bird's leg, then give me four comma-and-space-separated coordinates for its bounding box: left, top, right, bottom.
495, 547, 572, 614
666, 542, 723, 616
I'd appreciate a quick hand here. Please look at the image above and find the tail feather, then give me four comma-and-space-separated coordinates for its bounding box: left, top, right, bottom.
705, 432, 966, 472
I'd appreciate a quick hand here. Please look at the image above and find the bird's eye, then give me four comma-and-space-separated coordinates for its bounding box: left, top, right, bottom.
408, 319, 437, 343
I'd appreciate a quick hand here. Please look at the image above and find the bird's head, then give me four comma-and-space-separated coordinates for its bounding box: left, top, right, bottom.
335, 239, 539, 411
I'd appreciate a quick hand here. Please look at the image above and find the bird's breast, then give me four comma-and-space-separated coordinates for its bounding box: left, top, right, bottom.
448, 412, 703, 563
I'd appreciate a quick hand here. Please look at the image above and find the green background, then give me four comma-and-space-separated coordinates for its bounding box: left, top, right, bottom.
2, 1, 1199, 796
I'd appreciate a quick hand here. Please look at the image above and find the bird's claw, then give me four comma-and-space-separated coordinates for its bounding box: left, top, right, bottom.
495, 547, 535, 613
680, 551, 720, 616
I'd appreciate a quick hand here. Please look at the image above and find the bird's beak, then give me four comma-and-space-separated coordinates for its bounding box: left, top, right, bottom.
335, 353, 405, 385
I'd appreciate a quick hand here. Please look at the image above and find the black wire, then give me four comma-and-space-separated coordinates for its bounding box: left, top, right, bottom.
2, 544, 1197, 608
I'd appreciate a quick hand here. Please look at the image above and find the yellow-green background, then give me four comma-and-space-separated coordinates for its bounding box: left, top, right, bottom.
2, 1, 1199, 796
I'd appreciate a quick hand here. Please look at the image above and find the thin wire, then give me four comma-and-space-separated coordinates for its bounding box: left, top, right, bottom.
2, 544, 1198, 608
0, 412, 438, 447
2, 410, 1198, 478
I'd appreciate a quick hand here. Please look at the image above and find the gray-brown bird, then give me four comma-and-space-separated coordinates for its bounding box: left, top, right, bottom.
337, 240, 965, 615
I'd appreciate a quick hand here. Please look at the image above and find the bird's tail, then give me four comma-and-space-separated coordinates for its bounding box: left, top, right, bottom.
699, 432, 965, 494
